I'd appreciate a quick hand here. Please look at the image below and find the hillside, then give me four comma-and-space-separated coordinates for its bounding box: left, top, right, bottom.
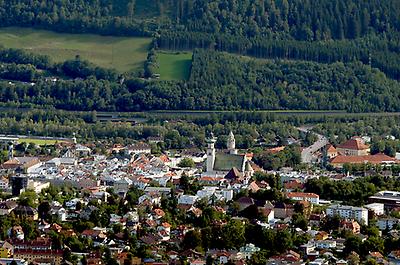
1, 1, 400, 112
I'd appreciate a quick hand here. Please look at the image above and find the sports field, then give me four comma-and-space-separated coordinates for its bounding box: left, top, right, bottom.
158, 51, 192, 80
0, 27, 152, 73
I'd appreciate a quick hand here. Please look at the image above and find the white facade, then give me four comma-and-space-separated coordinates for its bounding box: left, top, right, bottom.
286, 192, 320, 204
206, 135, 217, 173
365, 203, 385, 216
178, 195, 198, 205
326, 205, 369, 225
315, 240, 337, 249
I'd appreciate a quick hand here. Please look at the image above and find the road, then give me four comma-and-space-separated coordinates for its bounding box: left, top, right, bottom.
298, 127, 329, 164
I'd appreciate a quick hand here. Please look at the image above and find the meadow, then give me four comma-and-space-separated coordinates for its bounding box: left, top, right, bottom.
158, 51, 192, 80
0, 27, 152, 73
18, 138, 67, 146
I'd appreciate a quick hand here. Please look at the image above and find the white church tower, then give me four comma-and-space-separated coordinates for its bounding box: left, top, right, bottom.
206, 133, 217, 173
227, 131, 237, 154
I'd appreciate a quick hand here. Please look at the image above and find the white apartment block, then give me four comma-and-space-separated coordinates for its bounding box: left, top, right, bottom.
364, 203, 385, 216
326, 205, 368, 225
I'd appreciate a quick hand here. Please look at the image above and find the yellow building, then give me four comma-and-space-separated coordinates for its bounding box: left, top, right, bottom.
0, 241, 13, 258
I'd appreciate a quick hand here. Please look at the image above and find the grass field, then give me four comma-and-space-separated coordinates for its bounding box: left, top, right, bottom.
158, 51, 192, 80
0, 27, 152, 73
18, 138, 66, 146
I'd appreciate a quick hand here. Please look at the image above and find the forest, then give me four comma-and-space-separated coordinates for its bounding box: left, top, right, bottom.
1, 0, 400, 112
2, 48, 400, 112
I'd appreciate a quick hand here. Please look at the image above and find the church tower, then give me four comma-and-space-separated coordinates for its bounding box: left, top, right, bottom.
227, 131, 237, 154
206, 133, 217, 173
8, 143, 13, 160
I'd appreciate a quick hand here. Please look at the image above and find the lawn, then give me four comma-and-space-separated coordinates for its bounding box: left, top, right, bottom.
0, 27, 152, 73
18, 138, 66, 146
158, 51, 192, 80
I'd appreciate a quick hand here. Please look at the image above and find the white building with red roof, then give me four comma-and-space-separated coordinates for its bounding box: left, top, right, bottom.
336, 137, 370, 156
286, 192, 320, 204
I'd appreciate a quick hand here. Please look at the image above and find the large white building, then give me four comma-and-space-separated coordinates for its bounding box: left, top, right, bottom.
326, 205, 369, 225
286, 192, 320, 204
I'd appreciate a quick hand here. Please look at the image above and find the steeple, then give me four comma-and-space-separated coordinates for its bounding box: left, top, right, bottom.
8, 143, 13, 160
227, 131, 237, 154
206, 132, 217, 173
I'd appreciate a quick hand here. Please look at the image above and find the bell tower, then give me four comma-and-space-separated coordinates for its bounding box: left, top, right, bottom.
227, 131, 237, 154
206, 133, 217, 173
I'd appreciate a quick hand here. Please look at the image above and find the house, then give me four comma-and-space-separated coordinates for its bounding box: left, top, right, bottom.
336, 137, 370, 156
286, 192, 319, 204
274, 202, 294, 219
239, 243, 260, 260
326, 145, 338, 159
0, 241, 13, 258
389, 250, 400, 264
340, 220, 361, 234
235, 197, 255, 211
364, 203, 385, 216
1, 157, 42, 173
0, 201, 17, 216
11, 206, 38, 220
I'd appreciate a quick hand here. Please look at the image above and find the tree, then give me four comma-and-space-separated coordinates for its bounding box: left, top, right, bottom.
178, 157, 195, 168
182, 229, 202, 250
18, 190, 37, 208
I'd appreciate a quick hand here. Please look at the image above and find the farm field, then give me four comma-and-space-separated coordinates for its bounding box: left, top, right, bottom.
0, 27, 152, 73
18, 138, 67, 146
158, 51, 192, 80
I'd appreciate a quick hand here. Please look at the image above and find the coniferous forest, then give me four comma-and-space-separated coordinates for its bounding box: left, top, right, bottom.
0, 0, 400, 112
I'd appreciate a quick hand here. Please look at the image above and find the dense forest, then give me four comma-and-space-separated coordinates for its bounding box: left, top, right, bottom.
1, 0, 400, 112
2, 48, 400, 112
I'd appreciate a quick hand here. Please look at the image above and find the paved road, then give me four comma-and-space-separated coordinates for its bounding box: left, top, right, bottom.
298, 127, 329, 164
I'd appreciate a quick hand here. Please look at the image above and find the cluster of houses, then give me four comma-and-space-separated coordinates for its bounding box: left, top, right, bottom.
1, 133, 400, 264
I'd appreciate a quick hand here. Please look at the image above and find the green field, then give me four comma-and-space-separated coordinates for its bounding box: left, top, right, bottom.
158, 51, 192, 80
0, 27, 152, 73
18, 138, 67, 146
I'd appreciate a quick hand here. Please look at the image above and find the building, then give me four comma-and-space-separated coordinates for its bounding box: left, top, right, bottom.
336, 137, 370, 156
377, 217, 399, 231
326, 205, 368, 225
286, 192, 320, 204
364, 203, 385, 216
9, 238, 63, 265
369, 191, 400, 211
125, 143, 151, 155
330, 153, 398, 168
205, 132, 252, 177
326, 145, 338, 159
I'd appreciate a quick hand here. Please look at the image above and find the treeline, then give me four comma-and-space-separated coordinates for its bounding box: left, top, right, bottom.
2, 49, 400, 112
0, 0, 153, 37
2, 0, 400, 40
0, 48, 119, 82
305, 175, 400, 206
157, 32, 400, 80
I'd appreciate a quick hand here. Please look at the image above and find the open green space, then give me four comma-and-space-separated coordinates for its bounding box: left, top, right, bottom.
0, 27, 152, 73
158, 51, 192, 80
18, 138, 67, 146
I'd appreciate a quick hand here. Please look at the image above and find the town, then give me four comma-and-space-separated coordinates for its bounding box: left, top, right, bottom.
0, 127, 400, 265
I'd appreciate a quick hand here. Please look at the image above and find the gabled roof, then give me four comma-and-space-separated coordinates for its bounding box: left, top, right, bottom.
337, 138, 369, 150
331, 153, 397, 164
225, 167, 242, 180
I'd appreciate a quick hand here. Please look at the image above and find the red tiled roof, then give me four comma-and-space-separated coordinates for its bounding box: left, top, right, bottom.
331, 153, 398, 165
337, 138, 369, 150
286, 192, 319, 199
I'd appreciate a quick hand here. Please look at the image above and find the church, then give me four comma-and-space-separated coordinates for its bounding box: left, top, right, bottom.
205, 131, 254, 179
